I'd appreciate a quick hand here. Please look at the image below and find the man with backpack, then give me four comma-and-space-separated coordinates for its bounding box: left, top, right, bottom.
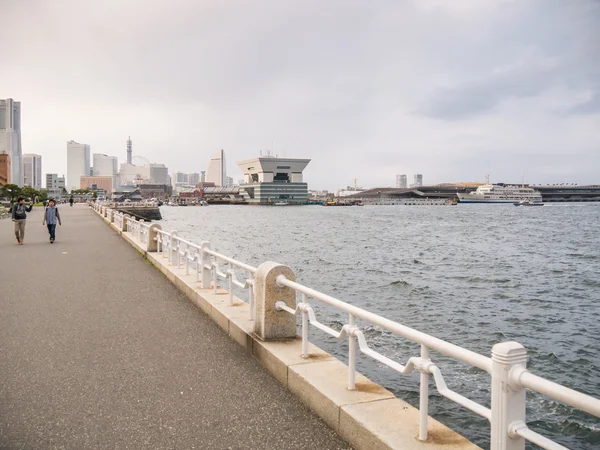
11, 197, 34, 245
42, 198, 62, 243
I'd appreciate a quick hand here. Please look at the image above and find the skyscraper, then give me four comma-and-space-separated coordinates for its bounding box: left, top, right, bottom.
93, 153, 119, 189
67, 140, 91, 191
413, 173, 423, 187
206, 149, 226, 187
93, 154, 118, 177
23, 153, 42, 189
396, 174, 407, 188
187, 172, 200, 186
0, 99, 23, 186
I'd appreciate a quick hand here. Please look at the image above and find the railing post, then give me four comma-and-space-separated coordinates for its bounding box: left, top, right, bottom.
200, 242, 212, 288
228, 271, 233, 305
212, 263, 218, 294
147, 224, 161, 252
348, 313, 356, 390
120, 215, 128, 232
301, 293, 308, 357
490, 342, 527, 450
419, 345, 430, 441
254, 262, 296, 340
248, 276, 255, 321
170, 231, 178, 266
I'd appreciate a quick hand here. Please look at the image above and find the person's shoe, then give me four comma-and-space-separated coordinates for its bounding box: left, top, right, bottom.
50, 238, 54, 244
16, 237, 20, 244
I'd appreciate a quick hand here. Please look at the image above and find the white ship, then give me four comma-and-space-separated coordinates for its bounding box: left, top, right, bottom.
457, 184, 543, 204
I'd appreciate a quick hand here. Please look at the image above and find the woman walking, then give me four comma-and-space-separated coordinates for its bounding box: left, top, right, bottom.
42, 199, 62, 243
11, 197, 34, 245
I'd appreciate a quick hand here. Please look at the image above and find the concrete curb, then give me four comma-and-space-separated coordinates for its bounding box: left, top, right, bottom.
96, 210, 479, 450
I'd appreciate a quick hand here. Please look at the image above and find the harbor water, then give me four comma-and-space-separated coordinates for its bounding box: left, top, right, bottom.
160, 204, 600, 449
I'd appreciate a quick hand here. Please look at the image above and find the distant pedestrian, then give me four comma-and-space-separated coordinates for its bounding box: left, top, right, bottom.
11, 197, 33, 245
42, 199, 62, 243
69, 196, 74, 207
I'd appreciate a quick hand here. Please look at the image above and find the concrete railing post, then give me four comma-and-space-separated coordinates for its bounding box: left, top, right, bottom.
490, 342, 527, 450
254, 262, 297, 340
147, 224, 161, 252
120, 215, 128, 232
200, 242, 212, 288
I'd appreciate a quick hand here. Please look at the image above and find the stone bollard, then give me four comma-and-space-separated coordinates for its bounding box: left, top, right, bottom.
254, 262, 297, 340
490, 342, 527, 450
148, 224, 161, 252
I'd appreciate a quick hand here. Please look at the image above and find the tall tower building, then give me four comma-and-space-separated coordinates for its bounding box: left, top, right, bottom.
93, 153, 119, 189
396, 174, 407, 189
0, 99, 23, 186
67, 140, 91, 191
23, 153, 42, 189
413, 173, 423, 187
126, 136, 132, 164
206, 149, 226, 187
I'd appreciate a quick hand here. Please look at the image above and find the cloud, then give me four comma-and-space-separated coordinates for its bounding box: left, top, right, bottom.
1, 0, 599, 190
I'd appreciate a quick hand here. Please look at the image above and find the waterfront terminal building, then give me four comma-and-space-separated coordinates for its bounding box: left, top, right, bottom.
237, 156, 310, 204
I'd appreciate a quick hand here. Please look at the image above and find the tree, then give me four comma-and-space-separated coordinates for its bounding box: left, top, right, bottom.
21, 186, 40, 202
0, 184, 22, 202
38, 189, 49, 202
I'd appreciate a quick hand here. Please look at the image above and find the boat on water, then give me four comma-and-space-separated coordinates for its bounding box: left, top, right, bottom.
457, 184, 542, 204
514, 200, 544, 207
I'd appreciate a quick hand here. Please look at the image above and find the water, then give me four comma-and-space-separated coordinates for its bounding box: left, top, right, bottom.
160, 204, 600, 449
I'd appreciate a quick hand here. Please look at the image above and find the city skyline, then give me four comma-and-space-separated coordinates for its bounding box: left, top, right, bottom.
2, 1, 599, 191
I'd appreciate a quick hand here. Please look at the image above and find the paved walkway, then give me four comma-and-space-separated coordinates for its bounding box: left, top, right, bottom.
0, 206, 348, 449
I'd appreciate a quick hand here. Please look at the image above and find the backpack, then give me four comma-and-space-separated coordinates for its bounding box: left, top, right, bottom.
14, 204, 26, 220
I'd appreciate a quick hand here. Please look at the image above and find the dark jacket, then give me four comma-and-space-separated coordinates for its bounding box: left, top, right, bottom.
11, 203, 33, 221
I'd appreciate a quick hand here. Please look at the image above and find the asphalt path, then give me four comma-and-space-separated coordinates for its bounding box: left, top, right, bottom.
0, 205, 349, 449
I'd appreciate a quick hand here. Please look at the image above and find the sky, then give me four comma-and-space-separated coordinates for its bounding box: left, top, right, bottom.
2, 0, 599, 190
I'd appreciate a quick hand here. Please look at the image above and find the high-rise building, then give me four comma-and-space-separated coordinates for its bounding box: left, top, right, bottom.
93, 153, 118, 189
23, 154, 42, 189
396, 174, 407, 189
0, 99, 23, 186
173, 172, 188, 183
225, 176, 234, 187
413, 173, 423, 187
206, 149, 226, 187
93, 154, 118, 177
67, 140, 91, 191
188, 172, 200, 186
0, 153, 10, 187
149, 164, 169, 185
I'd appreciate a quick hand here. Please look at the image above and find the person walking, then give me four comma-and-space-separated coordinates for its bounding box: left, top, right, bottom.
42, 199, 62, 243
69, 196, 74, 207
11, 197, 34, 245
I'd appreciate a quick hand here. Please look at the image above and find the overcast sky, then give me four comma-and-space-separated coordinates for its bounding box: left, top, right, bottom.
2, 0, 599, 190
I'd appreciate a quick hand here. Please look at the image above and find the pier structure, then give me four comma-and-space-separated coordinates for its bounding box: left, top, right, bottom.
237, 156, 311, 204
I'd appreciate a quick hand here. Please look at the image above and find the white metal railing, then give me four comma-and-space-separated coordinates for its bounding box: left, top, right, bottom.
91, 204, 600, 450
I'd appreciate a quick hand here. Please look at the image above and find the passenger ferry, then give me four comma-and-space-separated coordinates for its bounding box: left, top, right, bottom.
457, 184, 543, 204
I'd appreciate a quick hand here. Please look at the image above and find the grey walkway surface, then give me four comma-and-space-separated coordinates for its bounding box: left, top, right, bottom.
0, 206, 349, 450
